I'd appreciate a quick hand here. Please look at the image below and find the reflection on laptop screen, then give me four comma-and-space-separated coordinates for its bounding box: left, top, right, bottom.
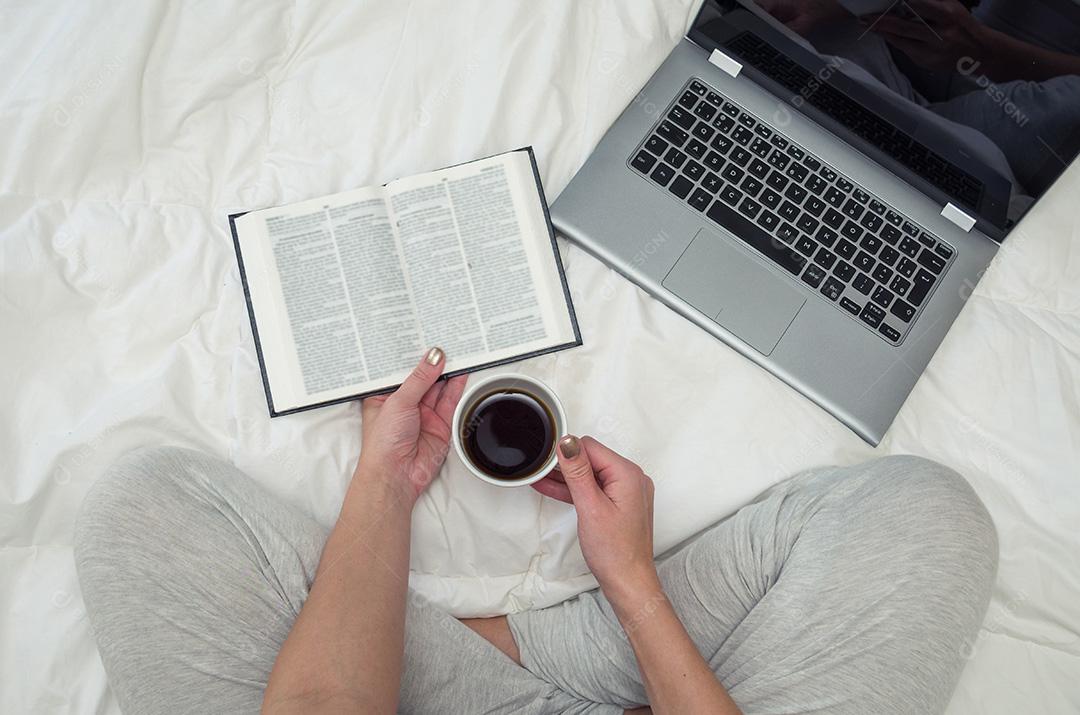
689, 0, 1080, 237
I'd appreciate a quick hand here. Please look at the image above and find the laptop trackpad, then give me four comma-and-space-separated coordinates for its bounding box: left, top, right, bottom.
662, 229, 805, 356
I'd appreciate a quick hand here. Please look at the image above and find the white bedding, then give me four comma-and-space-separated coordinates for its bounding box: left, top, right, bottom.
2, 1, 1078, 712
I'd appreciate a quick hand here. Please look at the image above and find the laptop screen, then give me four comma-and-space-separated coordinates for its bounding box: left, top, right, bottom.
688, 0, 1080, 238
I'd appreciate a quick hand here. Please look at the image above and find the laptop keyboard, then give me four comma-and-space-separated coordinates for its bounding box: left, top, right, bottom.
628, 78, 955, 346
724, 31, 985, 211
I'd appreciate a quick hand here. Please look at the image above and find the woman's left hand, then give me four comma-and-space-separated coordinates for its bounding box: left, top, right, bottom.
356, 347, 467, 505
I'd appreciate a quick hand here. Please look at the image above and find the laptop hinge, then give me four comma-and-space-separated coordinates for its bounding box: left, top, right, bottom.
941, 202, 977, 232
708, 48, 742, 78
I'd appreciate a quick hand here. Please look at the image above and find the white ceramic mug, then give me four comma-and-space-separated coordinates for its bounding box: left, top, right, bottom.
451, 373, 566, 487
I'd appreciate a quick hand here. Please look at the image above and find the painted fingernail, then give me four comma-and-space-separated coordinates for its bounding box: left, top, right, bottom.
425, 347, 444, 365
559, 435, 580, 459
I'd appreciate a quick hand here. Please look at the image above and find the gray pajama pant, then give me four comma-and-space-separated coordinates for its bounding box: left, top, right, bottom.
74, 447, 997, 714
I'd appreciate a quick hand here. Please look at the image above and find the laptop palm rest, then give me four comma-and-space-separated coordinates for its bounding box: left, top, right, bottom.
662, 229, 805, 356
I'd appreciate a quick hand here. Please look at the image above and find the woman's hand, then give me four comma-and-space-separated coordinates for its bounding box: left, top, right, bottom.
355, 347, 467, 505
532, 435, 658, 598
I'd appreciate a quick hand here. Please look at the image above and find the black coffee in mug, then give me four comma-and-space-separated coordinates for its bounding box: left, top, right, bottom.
461, 389, 556, 480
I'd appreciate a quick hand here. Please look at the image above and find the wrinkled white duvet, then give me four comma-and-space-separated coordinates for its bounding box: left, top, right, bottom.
2, 1, 1078, 712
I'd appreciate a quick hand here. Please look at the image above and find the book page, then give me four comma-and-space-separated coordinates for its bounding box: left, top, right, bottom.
387, 151, 575, 376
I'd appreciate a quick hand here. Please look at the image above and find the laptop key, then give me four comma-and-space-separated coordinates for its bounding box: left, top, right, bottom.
632, 151, 657, 173
907, 269, 935, 306
785, 163, 809, 182
760, 188, 781, 209
859, 302, 886, 328
689, 80, 707, 95
704, 151, 725, 171
879, 323, 902, 342
689, 187, 712, 212
859, 234, 882, 254
693, 102, 717, 122
766, 172, 789, 191
706, 91, 723, 106
721, 101, 739, 116
898, 236, 921, 258
853, 272, 874, 295
902, 220, 919, 237
796, 214, 819, 234
665, 147, 687, 169
692, 123, 715, 142
935, 242, 954, 259
823, 208, 845, 230
842, 199, 864, 220
712, 115, 735, 133
868, 199, 886, 215
669, 175, 694, 199
879, 245, 900, 266
890, 298, 916, 322
824, 186, 845, 207
885, 209, 903, 226
683, 160, 705, 181
720, 185, 742, 205
840, 296, 861, 315
854, 250, 875, 272
821, 276, 845, 301
754, 124, 772, 138
748, 159, 770, 179
802, 264, 826, 288
645, 135, 668, 156
795, 235, 818, 257
842, 221, 863, 241
779, 200, 800, 221
917, 230, 935, 248
917, 248, 947, 275
705, 200, 808, 275
770, 134, 789, 150
738, 112, 755, 127
703, 172, 723, 193
786, 145, 806, 160
816, 226, 839, 247
784, 183, 808, 203
860, 213, 883, 232
740, 176, 763, 196
881, 225, 902, 245
868, 285, 894, 308
730, 147, 752, 167
678, 91, 698, 109
835, 239, 857, 260
804, 196, 826, 217
710, 134, 733, 154
760, 210, 780, 231
668, 106, 696, 130
889, 275, 911, 296
722, 165, 744, 183
814, 247, 837, 270
732, 128, 754, 147
872, 264, 893, 284
739, 197, 762, 219
821, 167, 838, 182
767, 152, 790, 170
833, 260, 856, 282
750, 138, 771, 158
853, 188, 871, 204
836, 177, 854, 192
657, 121, 688, 145
803, 155, 822, 172
685, 138, 708, 159
777, 222, 799, 244
650, 163, 675, 186
806, 174, 828, 195
896, 257, 918, 278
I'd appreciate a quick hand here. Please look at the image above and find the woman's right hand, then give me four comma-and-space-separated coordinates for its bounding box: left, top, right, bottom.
531, 435, 658, 600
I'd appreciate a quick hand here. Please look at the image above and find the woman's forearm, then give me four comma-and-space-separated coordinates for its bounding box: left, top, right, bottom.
262, 467, 415, 714
607, 572, 741, 715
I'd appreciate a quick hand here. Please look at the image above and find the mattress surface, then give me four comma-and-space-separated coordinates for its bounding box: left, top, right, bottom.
1, 1, 1078, 712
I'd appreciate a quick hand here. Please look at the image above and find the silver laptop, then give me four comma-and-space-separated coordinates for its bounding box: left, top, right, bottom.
551, 0, 1080, 444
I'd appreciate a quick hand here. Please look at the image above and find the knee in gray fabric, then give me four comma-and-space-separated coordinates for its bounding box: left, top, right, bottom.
73, 446, 218, 565
839, 454, 999, 575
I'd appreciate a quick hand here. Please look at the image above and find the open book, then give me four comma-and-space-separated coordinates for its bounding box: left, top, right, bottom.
230, 148, 581, 416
